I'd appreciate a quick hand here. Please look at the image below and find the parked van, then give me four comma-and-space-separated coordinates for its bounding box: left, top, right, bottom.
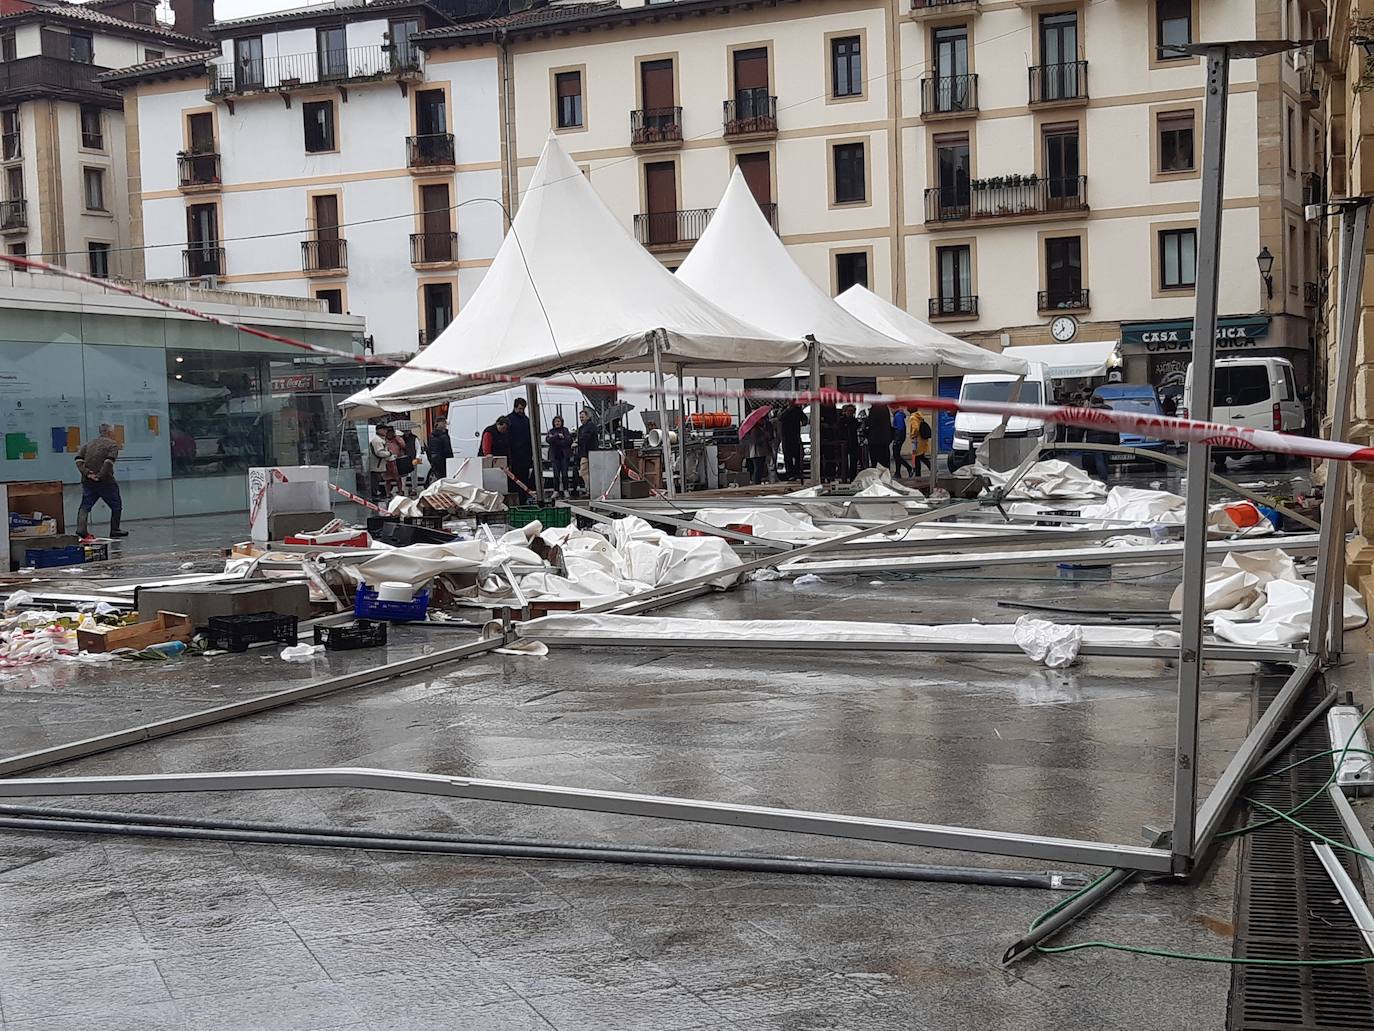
949, 363, 1053, 470
1183, 356, 1303, 470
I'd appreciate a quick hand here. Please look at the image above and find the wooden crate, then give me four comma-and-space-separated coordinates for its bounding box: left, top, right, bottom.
76, 611, 193, 654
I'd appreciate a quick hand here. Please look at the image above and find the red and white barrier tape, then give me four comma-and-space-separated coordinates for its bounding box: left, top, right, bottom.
329, 482, 385, 513
5, 252, 1365, 465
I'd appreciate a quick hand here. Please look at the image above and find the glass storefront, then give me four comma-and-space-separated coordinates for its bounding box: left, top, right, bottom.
0, 294, 366, 520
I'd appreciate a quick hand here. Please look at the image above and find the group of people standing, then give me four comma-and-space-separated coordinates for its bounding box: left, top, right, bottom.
478, 403, 601, 501
367, 420, 453, 500
741, 401, 934, 484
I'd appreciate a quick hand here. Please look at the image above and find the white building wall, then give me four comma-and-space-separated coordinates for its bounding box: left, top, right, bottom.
131, 44, 504, 356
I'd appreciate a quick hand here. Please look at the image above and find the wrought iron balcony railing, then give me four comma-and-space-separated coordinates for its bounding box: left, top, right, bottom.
302, 238, 347, 273
1038, 287, 1089, 311
723, 91, 777, 137
0, 199, 26, 233
183, 245, 224, 278
920, 73, 977, 116
410, 230, 457, 264
631, 106, 683, 147
407, 133, 455, 169
929, 295, 978, 318
635, 203, 777, 249
208, 44, 420, 98
925, 174, 1087, 223
1029, 60, 1088, 105
177, 151, 220, 188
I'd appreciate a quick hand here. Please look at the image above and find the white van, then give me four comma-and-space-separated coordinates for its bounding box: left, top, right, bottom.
448, 385, 591, 461
950, 363, 1054, 470
1183, 356, 1304, 470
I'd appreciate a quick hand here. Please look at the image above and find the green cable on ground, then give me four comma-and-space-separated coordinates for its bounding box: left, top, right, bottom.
1027, 704, 1374, 966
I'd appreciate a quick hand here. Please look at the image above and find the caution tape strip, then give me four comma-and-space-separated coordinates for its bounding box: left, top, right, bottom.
3, 252, 1366, 465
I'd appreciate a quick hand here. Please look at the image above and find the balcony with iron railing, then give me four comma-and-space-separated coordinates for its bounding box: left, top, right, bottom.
723, 91, 777, 139
631, 106, 683, 149
929, 295, 978, 319
407, 133, 455, 170
910, 0, 979, 18
635, 203, 777, 250
1029, 60, 1088, 105
302, 238, 347, 274
208, 44, 421, 99
1299, 52, 1319, 107
0, 56, 111, 102
0, 199, 26, 233
920, 73, 977, 117
183, 245, 225, 278
1038, 287, 1089, 312
925, 174, 1088, 224
410, 230, 457, 266
177, 151, 220, 191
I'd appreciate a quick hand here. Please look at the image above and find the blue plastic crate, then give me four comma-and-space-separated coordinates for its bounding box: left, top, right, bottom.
25, 545, 85, 569
354, 584, 430, 622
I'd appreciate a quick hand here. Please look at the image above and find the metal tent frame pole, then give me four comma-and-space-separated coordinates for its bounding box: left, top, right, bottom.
929, 363, 940, 493
809, 337, 822, 486
1170, 44, 1229, 869
651, 329, 676, 498
675, 362, 688, 494
526, 386, 545, 505
1311, 200, 1371, 660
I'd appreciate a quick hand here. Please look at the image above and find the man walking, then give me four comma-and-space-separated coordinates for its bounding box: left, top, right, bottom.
75, 423, 127, 541
506, 397, 535, 503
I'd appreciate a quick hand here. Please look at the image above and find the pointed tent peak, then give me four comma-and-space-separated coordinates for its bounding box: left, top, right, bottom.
835, 284, 1031, 376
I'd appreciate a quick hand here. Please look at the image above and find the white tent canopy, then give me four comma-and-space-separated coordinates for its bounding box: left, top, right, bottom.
835, 285, 1029, 376
354, 135, 806, 412
677, 170, 926, 370
1001, 340, 1120, 379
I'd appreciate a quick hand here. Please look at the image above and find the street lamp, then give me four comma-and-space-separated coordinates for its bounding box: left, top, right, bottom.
1257, 245, 1275, 300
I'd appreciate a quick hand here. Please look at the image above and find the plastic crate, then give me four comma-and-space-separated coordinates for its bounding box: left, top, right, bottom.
354, 584, 430, 622
83, 542, 109, 563
206, 612, 299, 653
507, 505, 572, 529
24, 545, 85, 569
313, 619, 388, 651
367, 514, 446, 531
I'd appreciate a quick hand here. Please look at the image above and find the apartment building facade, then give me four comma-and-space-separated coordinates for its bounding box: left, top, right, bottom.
0, 0, 207, 278
103, 0, 506, 355
419, 0, 1323, 400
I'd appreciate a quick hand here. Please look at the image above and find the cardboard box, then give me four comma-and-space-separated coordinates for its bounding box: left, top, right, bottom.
136, 581, 314, 627
620, 480, 652, 499
267, 511, 335, 541
11, 533, 78, 570
9, 513, 58, 538
6, 481, 64, 534
481, 457, 509, 470
482, 468, 511, 493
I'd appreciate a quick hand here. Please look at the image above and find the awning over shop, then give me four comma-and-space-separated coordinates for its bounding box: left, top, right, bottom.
1001, 340, 1120, 379
1120, 315, 1271, 350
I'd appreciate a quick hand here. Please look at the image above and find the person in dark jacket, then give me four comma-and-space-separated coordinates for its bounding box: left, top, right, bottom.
546, 415, 573, 497
75, 423, 127, 540
398, 428, 419, 495
865, 404, 892, 472
839, 405, 860, 480
506, 398, 535, 502
1083, 393, 1117, 480
425, 418, 453, 483
479, 416, 509, 459
575, 408, 599, 495
779, 403, 807, 481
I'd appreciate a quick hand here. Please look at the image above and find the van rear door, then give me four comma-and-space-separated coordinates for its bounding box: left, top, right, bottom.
1213, 363, 1271, 426
1275, 362, 1304, 431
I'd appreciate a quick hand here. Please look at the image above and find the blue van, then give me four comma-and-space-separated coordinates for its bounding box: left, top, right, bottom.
1090, 384, 1168, 455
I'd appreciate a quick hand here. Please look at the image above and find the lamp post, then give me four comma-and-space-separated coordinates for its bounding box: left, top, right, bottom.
1256, 245, 1275, 302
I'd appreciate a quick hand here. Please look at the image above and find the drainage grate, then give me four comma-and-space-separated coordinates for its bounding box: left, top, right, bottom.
1228, 673, 1374, 1031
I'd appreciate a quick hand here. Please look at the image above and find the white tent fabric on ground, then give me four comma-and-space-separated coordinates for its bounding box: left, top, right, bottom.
1000, 341, 1120, 379
349, 135, 806, 414
835, 285, 1029, 375
677, 169, 934, 370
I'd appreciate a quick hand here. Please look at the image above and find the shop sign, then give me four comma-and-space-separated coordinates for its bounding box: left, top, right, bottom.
270, 373, 317, 393
1121, 316, 1270, 352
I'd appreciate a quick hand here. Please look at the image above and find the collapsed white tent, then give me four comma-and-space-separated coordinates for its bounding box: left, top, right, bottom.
677, 169, 928, 371
835, 285, 1028, 376
353, 135, 806, 412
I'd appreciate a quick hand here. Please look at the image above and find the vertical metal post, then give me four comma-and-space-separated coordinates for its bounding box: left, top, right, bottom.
1171, 45, 1229, 868
808, 338, 822, 486
929, 363, 941, 493
675, 363, 688, 493
652, 330, 676, 498
526, 386, 545, 505
1312, 200, 1371, 659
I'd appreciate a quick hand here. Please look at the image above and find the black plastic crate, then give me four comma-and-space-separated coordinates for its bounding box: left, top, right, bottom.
313, 619, 388, 651
206, 612, 299, 653
368, 521, 456, 547
366, 513, 446, 531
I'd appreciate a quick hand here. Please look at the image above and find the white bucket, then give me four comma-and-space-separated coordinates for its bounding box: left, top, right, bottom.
377, 581, 415, 603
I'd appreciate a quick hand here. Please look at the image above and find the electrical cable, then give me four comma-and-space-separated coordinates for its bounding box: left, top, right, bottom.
1025, 704, 1374, 966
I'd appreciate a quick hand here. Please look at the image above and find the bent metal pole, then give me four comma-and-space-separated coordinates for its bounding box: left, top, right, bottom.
1172, 44, 1229, 870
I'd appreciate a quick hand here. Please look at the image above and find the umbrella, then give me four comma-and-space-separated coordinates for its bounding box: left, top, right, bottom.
739, 404, 771, 440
